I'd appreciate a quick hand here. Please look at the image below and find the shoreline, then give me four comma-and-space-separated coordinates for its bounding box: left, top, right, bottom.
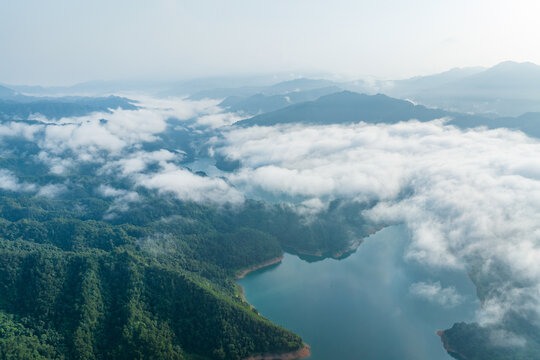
235, 257, 310, 360
235, 232, 383, 360
242, 344, 311, 360
235, 255, 284, 279
283, 239, 362, 260
437, 330, 468, 360
284, 226, 385, 260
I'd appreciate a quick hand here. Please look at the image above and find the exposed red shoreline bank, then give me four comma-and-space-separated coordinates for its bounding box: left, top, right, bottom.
235, 255, 284, 279
242, 344, 311, 360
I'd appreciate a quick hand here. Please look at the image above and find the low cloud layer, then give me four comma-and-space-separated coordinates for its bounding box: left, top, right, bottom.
409, 281, 464, 308
0, 169, 36, 192
214, 120, 540, 324
135, 166, 244, 205
0, 97, 242, 205
4, 96, 540, 328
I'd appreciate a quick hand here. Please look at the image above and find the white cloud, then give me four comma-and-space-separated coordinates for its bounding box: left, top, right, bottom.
135, 166, 244, 205
36, 183, 67, 198
213, 120, 540, 324
99, 149, 177, 176
26, 97, 222, 169
0, 169, 36, 192
196, 111, 247, 128
0, 122, 42, 140
10, 96, 540, 328
489, 329, 527, 348
97, 184, 140, 214
409, 281, 464, 308
36, 152, 75, 175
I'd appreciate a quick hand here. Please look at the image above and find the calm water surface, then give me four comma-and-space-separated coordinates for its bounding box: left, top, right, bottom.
238, 225, 479, 360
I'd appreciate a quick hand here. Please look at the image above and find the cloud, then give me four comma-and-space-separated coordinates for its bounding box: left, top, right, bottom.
36, 152, 75, 175
0, 96, 244, 205
98, 149, 178, 176
23, 97, 224, 171
0, 122, 42, 140
213, 120, 540, 324
97, 184, 140, 215
135, 166, 244, 205
195, 111, 247, 128
489, 329, 527, 348
409, 281, 464, 308
0, 169, 36, 192
36, 183, 67, 198
8, 96, 540, 328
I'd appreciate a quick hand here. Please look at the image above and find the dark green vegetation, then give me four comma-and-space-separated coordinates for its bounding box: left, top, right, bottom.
0, 92, 332, 359
0, 123, 373, 359
0, 190, 312, 359
3, 78, 540, 359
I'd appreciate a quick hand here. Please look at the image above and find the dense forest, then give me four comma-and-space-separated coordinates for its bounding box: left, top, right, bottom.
0, 147, 376, 359
2, 90, 535, 360
0, 190, 308, 360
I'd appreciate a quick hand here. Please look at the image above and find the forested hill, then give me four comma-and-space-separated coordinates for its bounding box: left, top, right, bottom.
235, 90, 540, 139
0, 138, 374, 359
0, 190, 310, 360
234, 91, 450, 126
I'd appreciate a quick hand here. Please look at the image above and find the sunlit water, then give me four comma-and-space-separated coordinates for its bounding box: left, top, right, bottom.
238, 225, 480, 360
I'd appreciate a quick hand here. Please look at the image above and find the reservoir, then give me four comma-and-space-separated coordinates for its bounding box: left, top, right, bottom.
238, 225, 480, 360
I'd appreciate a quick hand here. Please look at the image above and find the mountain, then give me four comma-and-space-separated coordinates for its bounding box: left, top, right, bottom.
236, 91, 451, 127
385, 61, 540, 116
450, 111, 540, 138
189, 78, 341, 101
235, 90, 540, 140
219, 86, 342, 115
0, 84, 16, 98
386, 66, 486, 96
0, 95, 138, 119
264, 78, 336, 94
5, 75, 293, 98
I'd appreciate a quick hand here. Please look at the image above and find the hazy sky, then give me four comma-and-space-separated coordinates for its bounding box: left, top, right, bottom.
2, 0, 540, 85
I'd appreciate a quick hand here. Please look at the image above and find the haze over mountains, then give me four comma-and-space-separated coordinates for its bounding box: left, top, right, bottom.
5, 60, 539, 117
3, 60, 540, 140
382, 61, 540, 116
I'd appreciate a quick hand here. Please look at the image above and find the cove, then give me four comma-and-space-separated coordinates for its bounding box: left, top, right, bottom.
238, 225, 480, 360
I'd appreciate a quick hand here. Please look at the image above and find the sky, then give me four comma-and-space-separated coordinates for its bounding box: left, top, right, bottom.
2, 0, 540, 85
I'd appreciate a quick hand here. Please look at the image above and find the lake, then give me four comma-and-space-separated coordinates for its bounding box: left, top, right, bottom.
238, 225, 480, 360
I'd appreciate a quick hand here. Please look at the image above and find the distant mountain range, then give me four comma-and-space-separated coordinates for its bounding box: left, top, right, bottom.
236, 90, 540, 138
0, 85, 16, 97
218, 86, 342, 115
236, 91, 449, 126
195, 61, 540, 117
383, 61, 540, 116
188, 78, 341, 101
0, 86, 137, 119
3, 60, 540, 118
